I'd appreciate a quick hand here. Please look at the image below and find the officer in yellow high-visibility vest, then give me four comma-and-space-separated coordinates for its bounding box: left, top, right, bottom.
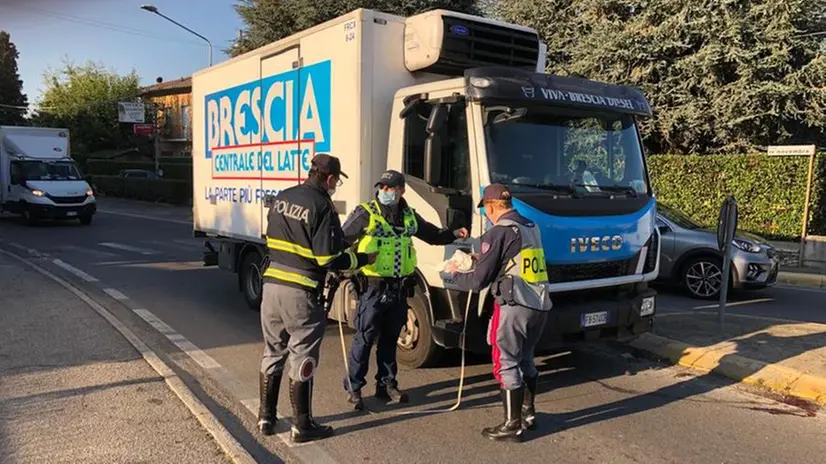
341, 170, 468, 409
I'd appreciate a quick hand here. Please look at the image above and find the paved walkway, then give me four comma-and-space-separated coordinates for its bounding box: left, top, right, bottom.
0, 252, 229, 464
655, 312, 826, 380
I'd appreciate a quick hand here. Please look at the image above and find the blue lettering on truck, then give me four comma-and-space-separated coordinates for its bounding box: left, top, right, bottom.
203, 60, 331, 177
201, 60, 331, 204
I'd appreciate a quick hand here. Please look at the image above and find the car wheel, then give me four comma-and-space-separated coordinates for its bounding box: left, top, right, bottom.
396, 288, 442, 369
240, 250, 265, 312
682, 256, 727, 300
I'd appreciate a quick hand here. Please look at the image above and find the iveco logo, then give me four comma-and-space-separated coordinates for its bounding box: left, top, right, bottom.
570, 235, 623, 253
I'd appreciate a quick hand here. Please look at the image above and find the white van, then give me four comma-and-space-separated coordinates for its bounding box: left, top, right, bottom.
0, 126, 97, 225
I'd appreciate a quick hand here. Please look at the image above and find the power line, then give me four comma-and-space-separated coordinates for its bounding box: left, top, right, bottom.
0, 4, 207, 46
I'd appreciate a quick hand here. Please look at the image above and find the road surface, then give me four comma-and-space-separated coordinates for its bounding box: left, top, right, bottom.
0, 202, 824, 464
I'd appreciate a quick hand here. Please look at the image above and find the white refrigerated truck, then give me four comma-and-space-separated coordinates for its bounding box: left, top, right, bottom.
193, 8, 660, 368
0, 126, 96, 225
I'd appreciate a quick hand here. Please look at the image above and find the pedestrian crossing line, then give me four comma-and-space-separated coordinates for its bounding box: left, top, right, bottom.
99, 242, 158, 255
144, 240, 202, 253
52, 259, 98, 282
60, 245, 119, 259
103, 288, 129, 301
131, 308, 222, 370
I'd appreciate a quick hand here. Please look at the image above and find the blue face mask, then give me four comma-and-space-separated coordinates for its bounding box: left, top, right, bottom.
377, 189, 398, 205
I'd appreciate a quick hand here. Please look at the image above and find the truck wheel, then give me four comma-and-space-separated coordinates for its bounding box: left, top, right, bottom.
79, 215, 93, 225
240, 250, 264, 312
397, 289, 442, 369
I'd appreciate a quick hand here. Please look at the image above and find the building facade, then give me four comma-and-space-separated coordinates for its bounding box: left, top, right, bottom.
139, 77, 192, 157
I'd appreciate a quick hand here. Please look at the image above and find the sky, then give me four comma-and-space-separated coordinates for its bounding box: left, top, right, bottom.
0, 0, 243, 107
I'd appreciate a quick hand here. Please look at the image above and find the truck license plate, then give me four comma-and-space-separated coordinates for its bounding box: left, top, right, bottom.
66, 211, 77, 217
581, 311, 609, 328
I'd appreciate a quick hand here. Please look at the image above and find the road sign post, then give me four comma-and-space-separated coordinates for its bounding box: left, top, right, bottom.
716, 196, 738, 327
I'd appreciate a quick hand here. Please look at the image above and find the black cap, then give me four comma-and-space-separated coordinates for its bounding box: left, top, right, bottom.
477, 184, 512, 208
374, 170, 405, 188
311, 154, 348, 179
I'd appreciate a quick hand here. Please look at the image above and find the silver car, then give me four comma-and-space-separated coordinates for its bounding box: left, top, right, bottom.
656, 204, 780, 299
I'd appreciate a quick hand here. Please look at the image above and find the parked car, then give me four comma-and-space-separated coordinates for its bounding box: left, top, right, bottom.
656, 203, 780, 299
117, 169, 159, 179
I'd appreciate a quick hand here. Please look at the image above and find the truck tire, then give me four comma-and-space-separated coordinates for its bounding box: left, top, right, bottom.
240, 249, 264, 312
21, 206, 37, 226
397, 289, 442, 369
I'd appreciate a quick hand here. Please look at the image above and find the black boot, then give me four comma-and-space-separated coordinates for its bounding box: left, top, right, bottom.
522, 376, 537, 430
482, 388, 524, 442
289, 379, 334, 443
258, 370, 282, 436
375, 383, 409, 403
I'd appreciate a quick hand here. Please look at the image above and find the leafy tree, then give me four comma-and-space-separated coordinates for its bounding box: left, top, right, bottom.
31, 60, 141, 157
489, 0, 826, 154
0, 31, 28, 126
229, 0, 481, 56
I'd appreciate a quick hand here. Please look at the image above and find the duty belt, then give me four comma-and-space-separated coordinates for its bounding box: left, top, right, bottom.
364, 276, 410, 291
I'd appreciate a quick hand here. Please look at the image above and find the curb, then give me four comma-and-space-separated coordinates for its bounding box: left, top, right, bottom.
629, 332, 826, 406
777, 271, 826, 289
0, 249, 257, 464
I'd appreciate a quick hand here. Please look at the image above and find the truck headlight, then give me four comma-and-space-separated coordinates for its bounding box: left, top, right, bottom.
640, 296, 655, 317
30, 189, 45, 197
86, 188, 94, 196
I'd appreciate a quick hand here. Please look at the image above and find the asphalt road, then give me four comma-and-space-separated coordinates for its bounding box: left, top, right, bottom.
1, 200, 825, 464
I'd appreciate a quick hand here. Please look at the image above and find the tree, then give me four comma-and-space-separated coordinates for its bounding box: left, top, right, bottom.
31, 60, 141, 156
0, 31, 28, 126
490, 0, 826, 154
229, 0, 481, 56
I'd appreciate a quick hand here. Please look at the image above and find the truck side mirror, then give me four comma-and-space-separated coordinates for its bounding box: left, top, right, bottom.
424, 135, 442, 186
423, 104, 448, 186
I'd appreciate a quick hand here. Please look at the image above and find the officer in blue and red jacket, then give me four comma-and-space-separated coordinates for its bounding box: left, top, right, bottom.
445, 184, 553, 442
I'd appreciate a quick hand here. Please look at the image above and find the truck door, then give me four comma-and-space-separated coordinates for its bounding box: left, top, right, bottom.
259, 47, 302, 235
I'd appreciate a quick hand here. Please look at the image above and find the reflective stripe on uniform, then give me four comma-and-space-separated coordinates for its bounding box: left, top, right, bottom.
266, 237, 343, 266
263, 267, 319, 288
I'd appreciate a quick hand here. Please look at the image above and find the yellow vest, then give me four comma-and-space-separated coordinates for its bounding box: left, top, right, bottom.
355, 200, 418, 278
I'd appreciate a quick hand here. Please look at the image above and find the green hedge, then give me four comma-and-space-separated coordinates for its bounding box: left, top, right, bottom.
86, 158, 192, 180
648, 154, 826, 241
91, 175, 192, 205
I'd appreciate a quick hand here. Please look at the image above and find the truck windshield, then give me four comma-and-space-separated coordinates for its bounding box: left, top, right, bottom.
15, 160, 82, 181
483, 108, 649, 197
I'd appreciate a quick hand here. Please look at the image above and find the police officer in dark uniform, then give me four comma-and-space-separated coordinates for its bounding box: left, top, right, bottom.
340, 170, 468, 409
258, 154, 376, 443
445, 184, 552, 442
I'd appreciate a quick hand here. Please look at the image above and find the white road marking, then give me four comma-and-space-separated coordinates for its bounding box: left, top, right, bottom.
144, 240, 202, 253
97, 209, 191, 225
693, 298, 774, 310
9, 242, 44, 258
60, 245, 119, 259
131, 309, 221, 370
103, 288, 129, 301
99, 242, 158, 255
52, 259, 98, 282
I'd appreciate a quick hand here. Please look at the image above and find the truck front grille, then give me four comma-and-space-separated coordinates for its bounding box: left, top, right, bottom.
48, 194, 88, 204
548, 258, 635, 284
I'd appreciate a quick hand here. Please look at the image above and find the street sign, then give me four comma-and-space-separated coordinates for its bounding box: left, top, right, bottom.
118, 102, 145, 123
133, 123, 154, 136
716, 196, 738, 326
767, 145, 816, 156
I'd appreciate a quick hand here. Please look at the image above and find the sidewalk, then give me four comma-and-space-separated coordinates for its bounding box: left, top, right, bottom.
0, 252, 229, 463
632, 312, 826, 406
